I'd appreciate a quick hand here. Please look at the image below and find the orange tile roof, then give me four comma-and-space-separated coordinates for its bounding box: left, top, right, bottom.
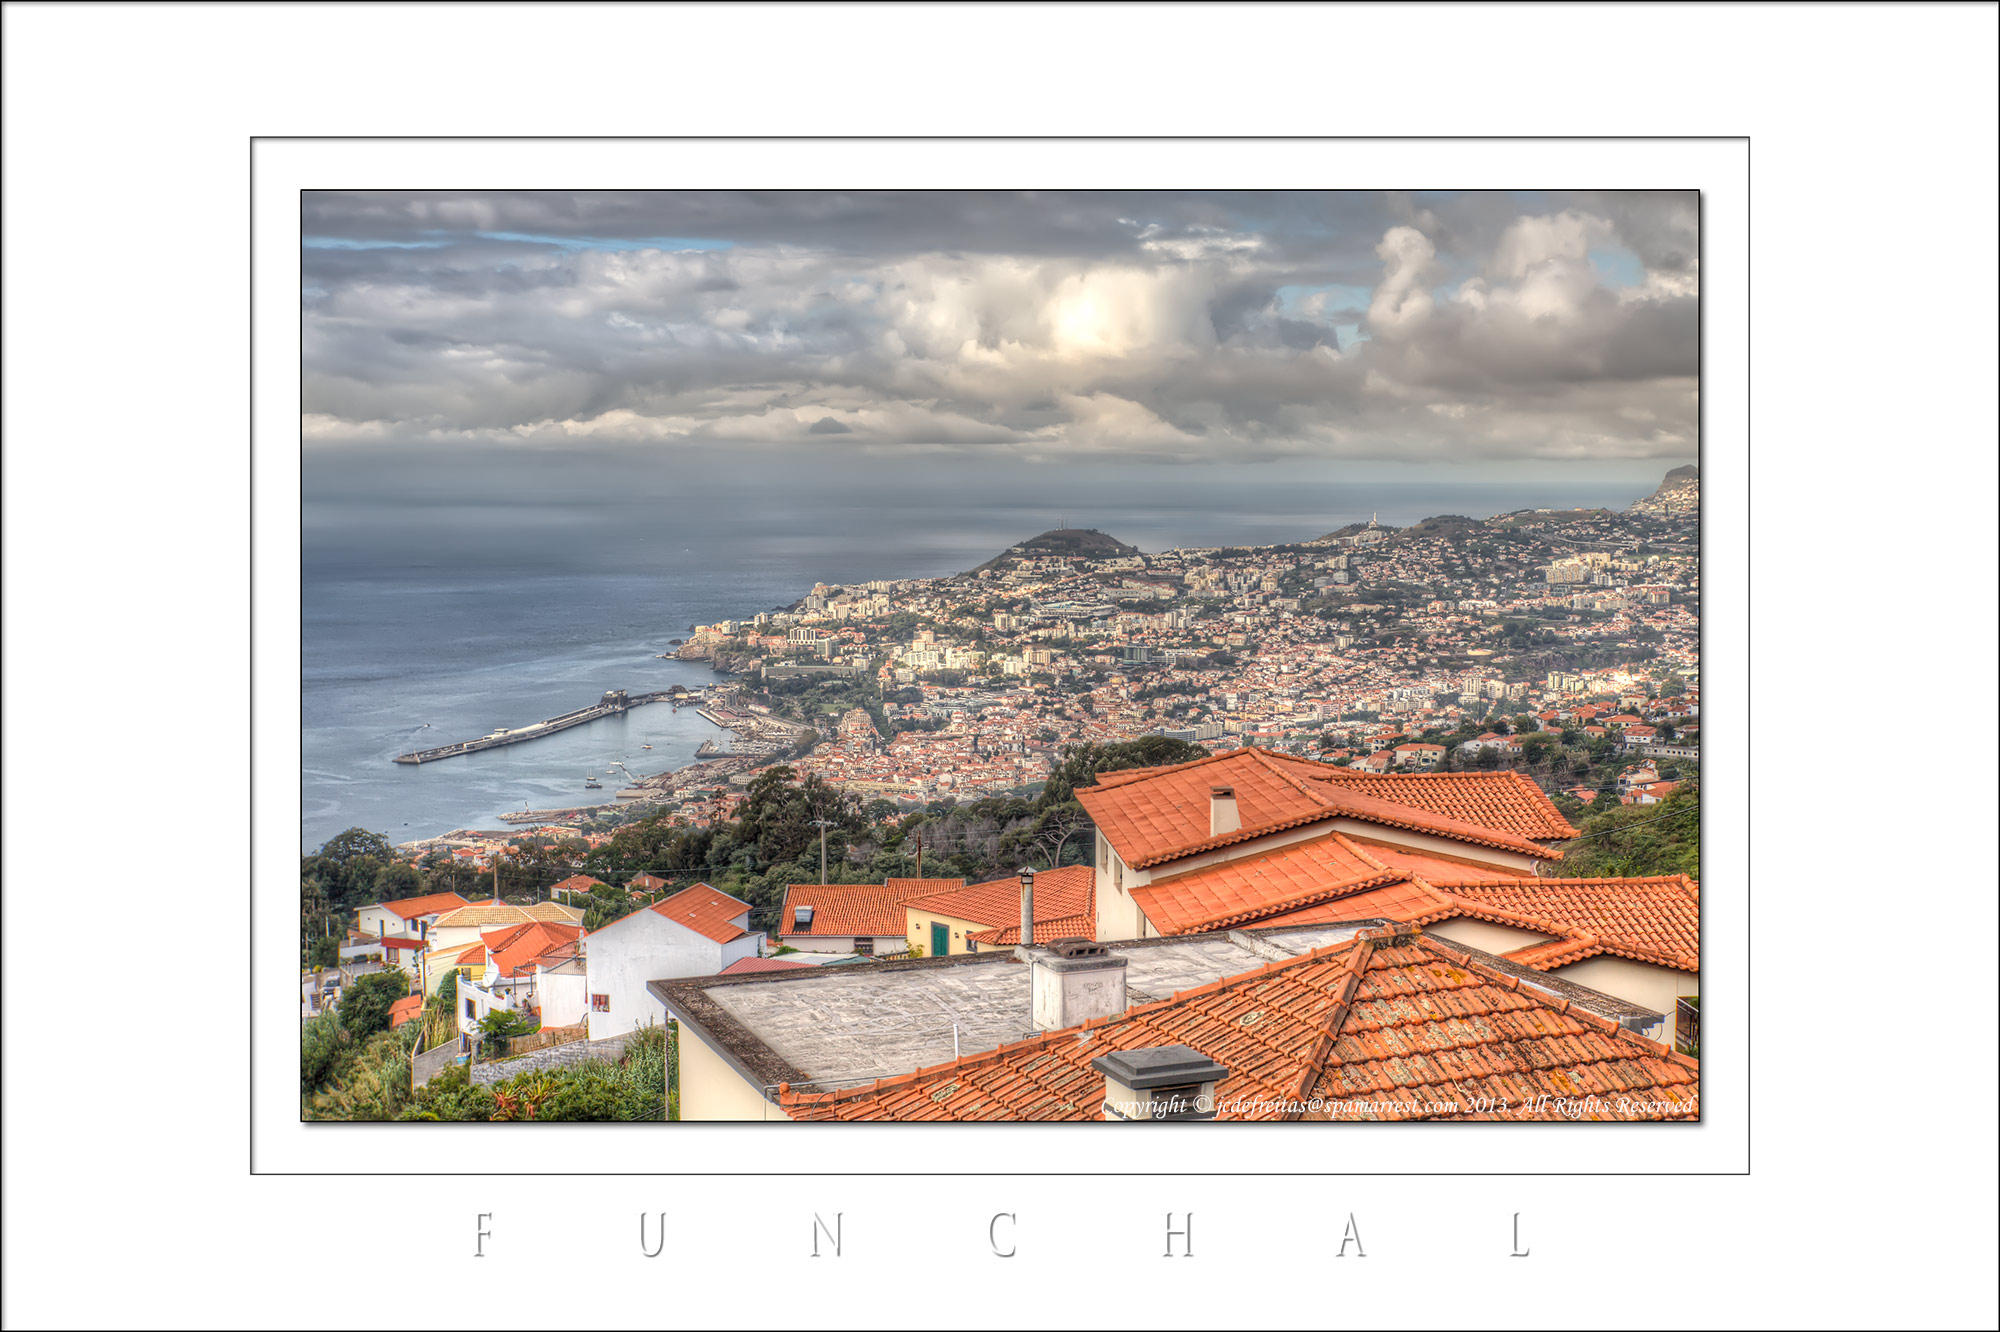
780, 925, 1698, 1121
1129, 833, 1396, 935
380, 891, 471, 920
966, 913, 1098, 947
1254, 874, 1465, 929
778, 878, 961, 939
1345, 838, 1541, 882
903, 866, 1093, 932
1306, 769, 1579, 841
388, 995, 423, 1027
1077, 748, 1569, 869
549, 874, 610, 896
1429, 875, 1700, 972
480, 922, 584, 978
649, 883, 754, 944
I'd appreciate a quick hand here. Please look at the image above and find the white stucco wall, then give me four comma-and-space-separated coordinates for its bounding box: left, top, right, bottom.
1424, 916, 1552, 955
585, 910, 763, 1040
535, 967, 588, 1028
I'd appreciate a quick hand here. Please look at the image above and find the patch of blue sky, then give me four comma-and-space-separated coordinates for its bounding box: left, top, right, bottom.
1275, 282, 1372, 319
302, 237, 451, 250
474, 231, 733, 253
1588, 245, 1645, 288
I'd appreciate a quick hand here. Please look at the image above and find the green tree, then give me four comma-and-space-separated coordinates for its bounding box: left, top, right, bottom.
475, 1008, 537, 1057
1040, 736, 1208, 806
338, 970, 410, 1041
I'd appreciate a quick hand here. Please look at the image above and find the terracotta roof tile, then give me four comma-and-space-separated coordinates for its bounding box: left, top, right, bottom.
378, 891, 472, 920
778, 878, 962, 939
904, 866, 1093, 932
479, 922, 583, 978
966, 912, 1098, 947
1303, 769, 1580, 841
648, 883, 754, 944
1430, 875, 1701, 972
780, 927, 1696, 1122
1076, 748, 1568, 869
1129, 833, 1393, 934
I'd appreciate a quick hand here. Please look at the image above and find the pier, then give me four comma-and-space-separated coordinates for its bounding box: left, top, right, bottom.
392, 687, 701, 765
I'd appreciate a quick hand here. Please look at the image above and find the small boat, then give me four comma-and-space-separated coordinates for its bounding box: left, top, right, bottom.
584, 779, 602, 789
642, 744, 653, 749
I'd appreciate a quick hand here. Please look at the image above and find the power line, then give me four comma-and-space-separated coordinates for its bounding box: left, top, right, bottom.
1558, 803, 1699, 844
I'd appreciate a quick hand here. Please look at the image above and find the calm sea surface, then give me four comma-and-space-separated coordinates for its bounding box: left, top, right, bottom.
302, 448, 1660, 850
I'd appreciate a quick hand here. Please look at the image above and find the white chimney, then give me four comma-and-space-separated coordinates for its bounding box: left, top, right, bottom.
1029, 939, 1127, 1031
1209, 785, 1240, 837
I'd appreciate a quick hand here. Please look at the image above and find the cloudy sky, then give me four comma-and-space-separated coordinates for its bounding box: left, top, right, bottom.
301, 190, 1697, 468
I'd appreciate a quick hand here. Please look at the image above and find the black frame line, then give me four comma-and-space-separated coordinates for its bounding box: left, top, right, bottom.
255, 135, 1745, 1175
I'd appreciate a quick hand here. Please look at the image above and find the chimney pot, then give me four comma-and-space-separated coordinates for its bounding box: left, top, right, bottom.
1092, 1045, 1229, 1121
1209, 786, 1240, 836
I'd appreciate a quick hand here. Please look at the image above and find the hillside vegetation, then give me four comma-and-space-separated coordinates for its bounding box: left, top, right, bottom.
1547, 784, 1699, 880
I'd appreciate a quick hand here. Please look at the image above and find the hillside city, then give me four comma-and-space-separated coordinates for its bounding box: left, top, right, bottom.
301, 467, 1701, 1124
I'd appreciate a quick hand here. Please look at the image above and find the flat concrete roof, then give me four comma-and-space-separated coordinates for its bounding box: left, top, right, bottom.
653, 919, 1666, 1097
653, 923, 1376, 1095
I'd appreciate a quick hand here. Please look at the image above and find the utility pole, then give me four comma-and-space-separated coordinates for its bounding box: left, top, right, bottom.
811, 818, 834, 885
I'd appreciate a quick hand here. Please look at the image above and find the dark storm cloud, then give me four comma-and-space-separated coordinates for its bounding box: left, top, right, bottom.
302, 190, 1699, 462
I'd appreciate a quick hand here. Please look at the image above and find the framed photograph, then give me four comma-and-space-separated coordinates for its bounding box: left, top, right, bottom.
269, 156, 1737, 1167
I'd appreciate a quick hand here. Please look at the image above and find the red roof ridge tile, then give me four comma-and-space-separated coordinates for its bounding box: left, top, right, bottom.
1281, 932, 1380, 1120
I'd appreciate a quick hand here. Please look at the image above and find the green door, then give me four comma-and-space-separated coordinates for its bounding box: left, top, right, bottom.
930, 922, 950, 957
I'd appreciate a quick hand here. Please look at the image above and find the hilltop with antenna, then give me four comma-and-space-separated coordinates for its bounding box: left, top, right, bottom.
976, 524, 1141, 571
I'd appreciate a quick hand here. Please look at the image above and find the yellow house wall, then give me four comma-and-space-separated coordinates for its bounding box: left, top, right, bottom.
678, 1028, 793, 1122
904, 908, 994, 956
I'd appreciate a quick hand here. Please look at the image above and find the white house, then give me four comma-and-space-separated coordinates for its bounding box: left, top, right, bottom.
454, 920, 585, 1036
534, 955, 589, 1028
353, 891, 470, 946
585, 884, 765, 1040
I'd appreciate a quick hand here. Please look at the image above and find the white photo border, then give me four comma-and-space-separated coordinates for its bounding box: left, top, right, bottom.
254, 136, 1748, 1176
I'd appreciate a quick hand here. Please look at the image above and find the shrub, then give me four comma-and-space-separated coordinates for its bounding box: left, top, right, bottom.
339, 970, 410, 1040
300, 1009, 349, 1092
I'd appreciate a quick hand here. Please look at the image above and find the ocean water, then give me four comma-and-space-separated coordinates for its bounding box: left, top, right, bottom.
302, 447, 1663, 850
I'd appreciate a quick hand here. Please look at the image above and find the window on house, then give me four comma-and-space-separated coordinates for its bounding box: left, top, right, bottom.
463, 999, 475, 1020
854, 938, 874, 956
591, 994, 610, 1012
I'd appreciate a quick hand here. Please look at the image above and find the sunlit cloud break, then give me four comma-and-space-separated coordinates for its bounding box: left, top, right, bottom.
301, 190, 1698, 464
